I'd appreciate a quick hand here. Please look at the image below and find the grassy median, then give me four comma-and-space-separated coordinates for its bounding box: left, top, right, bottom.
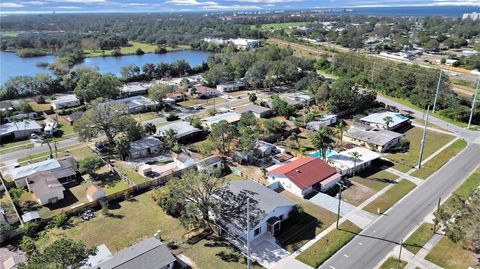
296, 220, 361, 267
403, 223, 434, 254
364, 179, 416, 214
379, 257, 407, 269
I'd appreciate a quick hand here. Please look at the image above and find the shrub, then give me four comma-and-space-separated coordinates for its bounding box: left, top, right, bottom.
51, 213, 68, 228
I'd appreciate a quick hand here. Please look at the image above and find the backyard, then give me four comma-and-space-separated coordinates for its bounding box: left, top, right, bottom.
296, 220, 361, 268
363, 179, 416, 214
277, 190, 337, 252
384, 127, 454, 173
111, 160, 149, 185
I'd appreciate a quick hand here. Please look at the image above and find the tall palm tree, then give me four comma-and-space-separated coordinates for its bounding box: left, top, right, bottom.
309, 127, 335, 160
335, 120, 348, 142
144, 123, 157, 135
41, 133, 54, 159
164, 129, 177, 149
350, 151, 362, 176
383, 116, 393, 129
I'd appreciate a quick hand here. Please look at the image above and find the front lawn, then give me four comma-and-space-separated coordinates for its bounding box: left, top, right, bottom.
449, 167, 480, 201
385, 127, 454, 173
29, 101, 51, 112
278, 190, 337, 252
411, 139, 467, 179
379, 257, 407, 269
425, 237, 478, 269
363, 179, 416, 214
342, 166, 398, 206
178, 96, 228, 107
403, 223, 434, 254
296, 220, 361, 268
132, 112, 160, 122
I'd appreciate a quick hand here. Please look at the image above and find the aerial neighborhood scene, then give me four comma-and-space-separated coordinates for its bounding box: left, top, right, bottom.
0, 1, 479, 269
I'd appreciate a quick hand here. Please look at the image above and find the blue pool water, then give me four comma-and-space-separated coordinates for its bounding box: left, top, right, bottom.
309, 149, 337, 159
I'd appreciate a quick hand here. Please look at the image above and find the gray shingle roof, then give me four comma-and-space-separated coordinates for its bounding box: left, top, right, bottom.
345, 127, 404, 146
235, 104, 271, 115
0, 121, 42, 136
97, 237, 175, 269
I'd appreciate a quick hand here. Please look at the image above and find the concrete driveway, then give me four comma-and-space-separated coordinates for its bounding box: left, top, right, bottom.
249, 234, 290, 269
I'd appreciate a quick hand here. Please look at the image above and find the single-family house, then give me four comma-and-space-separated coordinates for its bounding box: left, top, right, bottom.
101, 96, 156, 114
156, 121, 202, 141
86, 184, 106, 202
25, 171, 66, 205
306, 114, 337, 131
235, 104, 272, 118
175, 153, 196, 169
197, 155, 223, 171
194, 85, 220, 98
218, 180, 295, 242
267, 157, 342, 197
360, 111, 410, 130
121, 82, 149, 96
82, 244, 113, 269
0, 120, 42, 141
11, 156, 78, 188
327, 147, 381, 176
283, 97, 303, 108
230, 38, 260, 50
216, 82, 244, 92
203, 112, 241, 128
51, 94, 81, 110
344, 125, 405, 152
288, 93, 312, 105
165, 93, 185, 103
65, 111, 84, 125
97, 237, 176, 269
128, 137, 164, 160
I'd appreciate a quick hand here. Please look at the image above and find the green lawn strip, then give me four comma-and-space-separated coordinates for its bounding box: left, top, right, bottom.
259, 22, 309, 30
0, 192, 17, 219
379, 257, 407, 269
278, 191, 337, 252
17, 144, 83, 163
296, 220, 361, 268
112, 161, 148, 184
132, 112, 159, 122
411, 139, 467, 179
29, 101, 52, 112
178, 96, 228, 107
403, 223, 435, 254
0, 142, 34, 155
378, 93, 475, 129
425, 237, 478, 269
450, 168, 480, 200
363, 179, 416, 214
385, 127, 454, 173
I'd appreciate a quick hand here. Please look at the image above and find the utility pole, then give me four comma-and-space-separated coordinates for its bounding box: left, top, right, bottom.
467, 78, 479, 129
397, 240, 403, 269
432, 70, 443, 113
371, 56, 376, 89
418, 105, 430, 169
332, 42, 337, 74
246, 197, 251, 269
336, 183, 343, 229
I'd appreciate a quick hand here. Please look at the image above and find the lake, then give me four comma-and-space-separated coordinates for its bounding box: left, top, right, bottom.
0, 50, 212, 85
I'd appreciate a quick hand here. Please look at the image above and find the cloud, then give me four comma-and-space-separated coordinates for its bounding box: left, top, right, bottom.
164, 0, 218, 5
0, 2, 25, 7
227, 0, 301, 2
53, 5, 82, 8
47, 0, 107, 3
21, 1, 48, 5
350, 0, 480, 7
200, 4, 263, 9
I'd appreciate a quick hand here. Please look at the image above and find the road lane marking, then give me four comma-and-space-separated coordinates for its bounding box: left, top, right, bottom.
329, 266, 336, 269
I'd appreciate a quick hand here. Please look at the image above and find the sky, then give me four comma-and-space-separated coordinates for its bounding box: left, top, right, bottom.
0, 0, 479, 14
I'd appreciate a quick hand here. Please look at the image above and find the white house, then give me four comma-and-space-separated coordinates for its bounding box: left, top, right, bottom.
219, 180, 295, 242
230, 38, 260, 50
360, 111, 410, 130
86, 184, 106, 202
306, 114, 337, 131
327, 147, 381, 176
216, 82, 244, 92
0, 120, 42, 140
175, 153, 196, 169
51, 94, 81, 110
267, 156, 341, 198
203, 112, 241, 128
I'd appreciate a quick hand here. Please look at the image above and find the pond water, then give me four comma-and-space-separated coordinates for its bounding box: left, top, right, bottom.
0, 50, 212, 84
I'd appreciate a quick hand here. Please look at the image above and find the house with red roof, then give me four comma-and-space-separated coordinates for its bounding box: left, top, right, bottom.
193, 85, 220, 99
267, 157, 342, 198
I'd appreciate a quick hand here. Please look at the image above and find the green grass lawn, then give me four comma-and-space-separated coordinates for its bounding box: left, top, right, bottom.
17, 144, 83, 163
425, 237, 478, 269
132, 112, 160, 122
342, 166, 398, 206
29, 101, 52, 112
178, 96, 228, 107
448, 168, 480, 202
403, 223, 434, 254
385, 127, 454, 172
278, 191, 337, 252
379, 257, 407, 269
112, 160, 148, 184
1, 31, 18, 37
411, 139, 467, 179
296, 220, 361, 267
363, 179, 416, 214
83, 42, 190, 57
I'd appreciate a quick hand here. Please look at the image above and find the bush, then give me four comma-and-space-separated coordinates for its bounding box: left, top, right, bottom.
155, 47, 167, 54
51, 213, 68, 228
135, 48, 145, 55
101, 200, 109, 215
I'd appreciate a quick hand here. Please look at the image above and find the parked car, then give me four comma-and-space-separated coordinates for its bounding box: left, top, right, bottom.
166, 114, 179, 121
193, 104, 203, 110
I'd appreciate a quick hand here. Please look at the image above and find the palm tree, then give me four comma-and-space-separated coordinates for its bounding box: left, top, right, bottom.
349, 151, 362, 176
383, 116, 394, 129
164, 129, 177, 149
309, 127, 335, 160
40, 133, 54, 159
248, 92, 257, 103
144, 123, 157, 135
289, 132, 300, 149
335, 120, 348, 142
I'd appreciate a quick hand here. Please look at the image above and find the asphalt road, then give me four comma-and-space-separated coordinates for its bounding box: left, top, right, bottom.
319, 144, 480, 269
319, 97, 480, 269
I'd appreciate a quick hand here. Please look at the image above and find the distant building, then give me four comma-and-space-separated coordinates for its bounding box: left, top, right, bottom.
97, 237, 176, 269
230, 38, 260, 49
0, 120, 42, 141
194, 85, 220, 98
360, 111, 410, 131
128, 137, 164, 160
121, 82, 149, 96
216, 82, 244, 92
344, 125, 404, 152
51, 94, 81, 110
462, 12, 480, 20
101, 96, 156, 114
235, 104, 272, 118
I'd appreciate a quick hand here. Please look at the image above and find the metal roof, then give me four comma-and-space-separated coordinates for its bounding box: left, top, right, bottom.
0, 121, 41, 136
360, 111, 409, 127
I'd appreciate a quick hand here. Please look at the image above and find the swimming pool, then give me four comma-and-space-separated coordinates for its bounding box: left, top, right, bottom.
309, 149, 338, 159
